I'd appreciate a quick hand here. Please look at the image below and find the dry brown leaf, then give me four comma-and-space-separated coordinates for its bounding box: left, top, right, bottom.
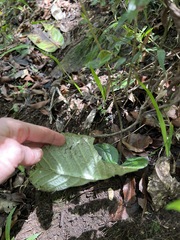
122, 133, 153, 153
0, 76, 12, 83
128, 92, 135, 103
1, 84, 14, 101
110, 197, 128, 221
14, 69, 29, 79
122, 140, 144, 153
60, 84, 69, 94
29, 99, 50, 109
172, 116, 180, 127
110, 178, 138, 221
83, 109, 96, 129
125, 110, 134, 122
106, 101, 114, 114
148, 157, 180, 211
24, 75, 35, 82
31, 89, 45, 95
151, 137, 163, 149
40, 109, 50, 116
123, 178, 137, 206
117, 142, 134, 159
0, 85, 8, 97
90, 130, 103, 136
142, 113, 158, 127
138, 177, 147, 211
166, 105, 178, 119
69, 98, 85, 113
129, 110, 139, 120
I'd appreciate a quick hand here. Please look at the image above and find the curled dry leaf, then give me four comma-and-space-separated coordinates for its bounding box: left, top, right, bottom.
83, 109, 96, 129
142, 113, 158, 127
129, 110, 139, 120
0, 192, 24, 213
166, 105, 178, 119
122, 133, 153, 153
167, 106, 180, 127
110, 178, 138, 221
14, 69, 29, 79
138, 177, 148, 211
51, 2, 66, 21
0, 85, 8, 97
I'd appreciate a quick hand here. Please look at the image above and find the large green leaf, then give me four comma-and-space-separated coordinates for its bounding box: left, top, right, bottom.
28, 23, 64, 52
29, 133, 148, 192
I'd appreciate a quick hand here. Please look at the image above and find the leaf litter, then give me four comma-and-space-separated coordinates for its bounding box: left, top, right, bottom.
0, 0, 180, 239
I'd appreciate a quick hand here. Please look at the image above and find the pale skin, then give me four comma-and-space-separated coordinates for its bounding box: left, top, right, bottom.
0, 118, 65, 184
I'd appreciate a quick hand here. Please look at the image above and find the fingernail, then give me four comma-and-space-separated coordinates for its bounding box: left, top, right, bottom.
34, 148, 43, 162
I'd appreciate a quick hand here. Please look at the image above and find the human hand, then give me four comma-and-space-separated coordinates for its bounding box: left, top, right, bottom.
0, 118, 65, 183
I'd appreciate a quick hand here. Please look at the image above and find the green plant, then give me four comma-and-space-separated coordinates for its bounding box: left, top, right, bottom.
79, 0, 157, 102
0, 0, 31, 48
139, 81, 173, 157
14, 82, 32, 94
28, 22, 64, 52
4, 207, 41, 240
29, 133, 148, 192
90, 67, 106, 101
166, 199, 180, 212
0, 44, 29, 58
25, 233, 41, 240
43, 52, 82, 94
5, 207, 16, 240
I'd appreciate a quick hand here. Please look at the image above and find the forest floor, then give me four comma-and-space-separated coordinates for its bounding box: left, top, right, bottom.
0, 0, 180, 239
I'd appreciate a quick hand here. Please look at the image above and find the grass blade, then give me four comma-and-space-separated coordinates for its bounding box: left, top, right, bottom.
90, 67, 106, 101
139, 81, 170, 156
5, 207, 16, 240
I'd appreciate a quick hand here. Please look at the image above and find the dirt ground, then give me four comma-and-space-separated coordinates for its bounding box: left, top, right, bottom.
0, 0, 180, 240
0, 98, 180, 240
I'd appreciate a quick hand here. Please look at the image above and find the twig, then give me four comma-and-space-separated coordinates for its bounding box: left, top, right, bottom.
93, 99, 149, 138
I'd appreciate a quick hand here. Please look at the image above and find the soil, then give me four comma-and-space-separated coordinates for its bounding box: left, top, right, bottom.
0, 99, 180, 240
0, 1, 180, 240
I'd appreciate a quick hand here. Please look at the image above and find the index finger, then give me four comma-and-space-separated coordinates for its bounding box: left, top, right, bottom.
0, 118, 65, 146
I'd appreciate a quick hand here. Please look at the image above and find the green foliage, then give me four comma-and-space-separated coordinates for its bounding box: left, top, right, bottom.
5, 206, 40, 240
139, 81, 173, 157
79, 0, 160, 105
166, 200, 180, 212
29, 133, 148, 192
0, 0, 31, 49
15, 82, 32, 93
0, 44, 29, 58
94, 143, 119, 163
28, 23, 64, 52
87, 50, 112, 69
90, 67, 106, 101
157, 49, 166, 72
5, 207, 16, 240
25, 233, 41, 240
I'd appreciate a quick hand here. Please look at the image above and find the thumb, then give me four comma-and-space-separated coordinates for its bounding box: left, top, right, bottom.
0, 137, 43, 183
20, 146, 43, 166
